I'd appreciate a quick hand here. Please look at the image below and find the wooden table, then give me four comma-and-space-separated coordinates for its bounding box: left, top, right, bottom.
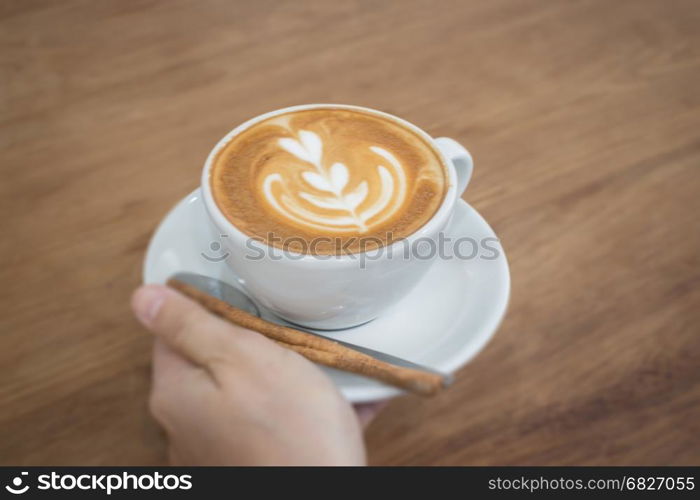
2, 0, 698, 465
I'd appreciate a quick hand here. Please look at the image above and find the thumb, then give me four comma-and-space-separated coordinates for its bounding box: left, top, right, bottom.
131, 284, 240, 369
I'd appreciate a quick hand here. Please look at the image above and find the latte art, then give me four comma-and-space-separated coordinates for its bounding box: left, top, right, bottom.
210, 107, 447, 254
262, 130, 407, 233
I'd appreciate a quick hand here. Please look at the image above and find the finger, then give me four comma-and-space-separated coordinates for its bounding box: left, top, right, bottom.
152, 339, 196, 389
150, 340, 197, 423
354, 400, 390, 429
132, 284, 241, 369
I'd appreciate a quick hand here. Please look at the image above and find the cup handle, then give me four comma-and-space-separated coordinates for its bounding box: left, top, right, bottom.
435, 137, 473, 196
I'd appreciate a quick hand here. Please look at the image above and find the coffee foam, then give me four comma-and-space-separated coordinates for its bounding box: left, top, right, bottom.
211, 107, 447, 254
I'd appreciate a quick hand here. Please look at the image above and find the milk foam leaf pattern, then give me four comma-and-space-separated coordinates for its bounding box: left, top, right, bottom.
263, 130, 407, 233
329, 163, 349, 192
344, 182, 368, 210
298, 192, 346, 210
301, 171, 333, 193
278, 137, 314, 164
298, 130, 323, 165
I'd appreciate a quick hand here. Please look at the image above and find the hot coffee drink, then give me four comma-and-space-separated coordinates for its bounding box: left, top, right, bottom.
210, 107, 448, 254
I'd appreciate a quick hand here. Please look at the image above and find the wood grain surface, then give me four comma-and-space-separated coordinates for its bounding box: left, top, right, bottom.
1, 0, 699, 465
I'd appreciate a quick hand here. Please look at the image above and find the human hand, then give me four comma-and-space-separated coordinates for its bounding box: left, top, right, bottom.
131, 284, 367, 465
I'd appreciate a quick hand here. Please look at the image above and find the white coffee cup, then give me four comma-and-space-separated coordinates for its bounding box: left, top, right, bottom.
201, 104, 473, 329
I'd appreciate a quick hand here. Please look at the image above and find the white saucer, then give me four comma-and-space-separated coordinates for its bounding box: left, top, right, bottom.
143, 190, 510, 403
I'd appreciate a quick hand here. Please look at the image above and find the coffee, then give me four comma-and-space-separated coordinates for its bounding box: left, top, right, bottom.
210, 107, 447, 254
